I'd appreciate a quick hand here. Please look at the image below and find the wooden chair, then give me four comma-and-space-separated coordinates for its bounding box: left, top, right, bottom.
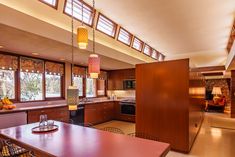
0, 139, 35, 157
101, 127, 125, 134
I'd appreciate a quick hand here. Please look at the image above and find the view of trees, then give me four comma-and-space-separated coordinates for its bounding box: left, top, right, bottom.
0, 70, 15, 99
73, 77, 83, 96
46, 74, 61, 97
86, 78, 96, 97
20, 72, 43, 101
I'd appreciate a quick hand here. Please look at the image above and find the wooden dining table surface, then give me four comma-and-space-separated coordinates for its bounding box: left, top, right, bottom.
0, 121, 170, 157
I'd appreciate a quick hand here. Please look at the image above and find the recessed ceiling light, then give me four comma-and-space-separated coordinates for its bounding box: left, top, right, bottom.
0, 46, 3, 48
32, 52, 39, 56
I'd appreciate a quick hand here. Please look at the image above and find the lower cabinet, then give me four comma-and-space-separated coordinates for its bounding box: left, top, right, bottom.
84, 102, 114, 125
27, 106, 69, 124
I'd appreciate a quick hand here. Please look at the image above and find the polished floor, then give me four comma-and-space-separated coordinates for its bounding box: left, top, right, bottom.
94, 113, 235, 157
168, 113, 235, 157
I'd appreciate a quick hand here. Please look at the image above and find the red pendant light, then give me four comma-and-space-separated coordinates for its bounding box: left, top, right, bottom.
88, 54, 100, 78
88, 0, 100, 78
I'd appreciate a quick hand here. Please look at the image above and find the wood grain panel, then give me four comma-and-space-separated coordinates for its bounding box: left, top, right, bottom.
27, 107, 69, 123
188, 73, 205, 149
136, 59, 190, 152
190, 66, 225, 72
136, 59, 204, 153
84, 102, 115, 125
108, 69, 135, 90
231, 70, 235, 118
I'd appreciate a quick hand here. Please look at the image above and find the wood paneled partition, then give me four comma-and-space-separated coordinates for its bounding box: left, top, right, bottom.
136, 59, 204, 153
231, 70, 235, 118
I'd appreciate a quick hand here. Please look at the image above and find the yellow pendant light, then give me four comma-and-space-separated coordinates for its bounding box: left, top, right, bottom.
77, 0, 88, 49
77, 26, 88, 49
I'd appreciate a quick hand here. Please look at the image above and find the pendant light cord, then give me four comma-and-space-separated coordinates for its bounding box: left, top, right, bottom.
93, 0, 95, 54
81, 0, 84, 26
71, 0, 74, 86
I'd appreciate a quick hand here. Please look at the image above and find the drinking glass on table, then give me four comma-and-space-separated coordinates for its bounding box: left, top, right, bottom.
47, 120, 54, 129
39, 114, 48, 129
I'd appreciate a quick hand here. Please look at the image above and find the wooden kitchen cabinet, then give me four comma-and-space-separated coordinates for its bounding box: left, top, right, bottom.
27, 106, 69, 124
84, 102, 115, 125
108, 69, 135, 90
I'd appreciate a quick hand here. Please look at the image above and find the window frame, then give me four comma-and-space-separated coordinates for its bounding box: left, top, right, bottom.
96, 79, 107, 97
0, 52, 65, 102
158, 53, 165, 61
131, 37, 144, 52
0, 69, 17, 101
151, 49, 158, 60
143, 44, 152, 56
71, 65, 108, 98
63, 0, 96, 27
96, 13, 118, 38
45, 73, 65, 100
85, 77, 97, 98
71, 65, 87, 98
38, 0, 59, 9
117, 27, 133, 46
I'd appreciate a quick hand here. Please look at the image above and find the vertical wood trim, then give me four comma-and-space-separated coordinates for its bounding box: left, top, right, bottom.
231, 70, 235, 118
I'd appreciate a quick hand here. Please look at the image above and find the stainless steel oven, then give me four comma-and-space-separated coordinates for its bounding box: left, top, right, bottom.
120, 100, 136, 115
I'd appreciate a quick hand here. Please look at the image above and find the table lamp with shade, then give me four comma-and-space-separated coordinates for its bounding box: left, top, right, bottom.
212, 86, 222, 101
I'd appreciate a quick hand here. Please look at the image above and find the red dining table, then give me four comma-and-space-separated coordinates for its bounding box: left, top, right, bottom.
0, 121, 170, 157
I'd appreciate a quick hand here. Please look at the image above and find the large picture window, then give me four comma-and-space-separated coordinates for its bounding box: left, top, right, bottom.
46, 74, 61, 98
73, 66, 86, 97
20, 57, 44, 101
74, 77, 83, 96
45, 61, 64, 98
20, 72, 43, 101
0, 54, 18, 100
0, 70, 15, 99
86, 78, 96, 97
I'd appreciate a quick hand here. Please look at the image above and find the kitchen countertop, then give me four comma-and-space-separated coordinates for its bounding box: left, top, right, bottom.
0, 98, 122, 114
0, 121, 170, 157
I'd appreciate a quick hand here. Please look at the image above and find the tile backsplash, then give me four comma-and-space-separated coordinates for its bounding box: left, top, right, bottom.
107, 90, 135, 99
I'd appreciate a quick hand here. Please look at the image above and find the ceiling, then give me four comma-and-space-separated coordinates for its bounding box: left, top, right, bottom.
0, 0, 235, 68
86, 0, 235, 67
0, 24, 134, 70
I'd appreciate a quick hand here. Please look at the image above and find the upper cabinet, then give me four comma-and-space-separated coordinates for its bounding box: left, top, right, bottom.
107, 69, 135, 90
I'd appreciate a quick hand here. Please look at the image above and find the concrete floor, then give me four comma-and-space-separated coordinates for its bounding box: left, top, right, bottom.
94, 113, 235, 157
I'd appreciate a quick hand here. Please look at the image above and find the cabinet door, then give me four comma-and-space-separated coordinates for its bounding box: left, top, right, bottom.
103, 102, 114, 122
28, 107, 69, 124
84, 107, 97, 125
